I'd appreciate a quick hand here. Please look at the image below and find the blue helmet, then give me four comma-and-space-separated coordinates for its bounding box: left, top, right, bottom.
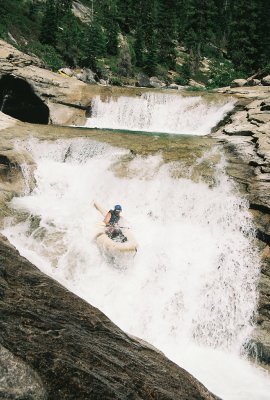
114, 204, 122, 211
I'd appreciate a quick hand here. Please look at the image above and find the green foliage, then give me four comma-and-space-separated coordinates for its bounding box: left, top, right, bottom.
186, 86, 205, 92
39, 0, 58, 46
109, 76, 123, 86
175, 61, 191, 84
144, 45, 158, 76
227, 0, 261, 73
28, 41, 64, 70
57, 11, 83, 66
80, 20, 106, 70
0, 22, 7, 39
0, 0, 269, 86
157, 0, 178, 68
106, 21, 119, 56
174, 75, 188, 85
0, 0, 40, 41
258, 0, 270, 67
117, 40, 133, 76
206, 60, 244, 88
182, 0, 219, 73
100, 1, 119, 56
56, 0, 72, 17
134, 22, 144, 67
262, 64, 270, 75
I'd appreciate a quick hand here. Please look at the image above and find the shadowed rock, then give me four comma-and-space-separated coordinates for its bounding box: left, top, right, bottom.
0, 235, 219, 400
0, 75, 49, 124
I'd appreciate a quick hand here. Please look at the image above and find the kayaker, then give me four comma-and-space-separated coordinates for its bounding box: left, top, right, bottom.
104, 204, 122, 226
104, 205, 123, 239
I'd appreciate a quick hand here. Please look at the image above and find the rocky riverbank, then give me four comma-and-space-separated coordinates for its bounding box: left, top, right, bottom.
212, 85, 270, 367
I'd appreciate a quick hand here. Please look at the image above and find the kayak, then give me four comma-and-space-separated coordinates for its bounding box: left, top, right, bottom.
93, 202, 138, 256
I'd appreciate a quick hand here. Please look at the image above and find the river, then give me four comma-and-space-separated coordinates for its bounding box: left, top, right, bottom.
2, 91, 270, 399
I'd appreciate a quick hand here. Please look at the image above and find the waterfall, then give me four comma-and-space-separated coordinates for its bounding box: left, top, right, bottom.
3, 137, 270, 400
85, 92, 235, 135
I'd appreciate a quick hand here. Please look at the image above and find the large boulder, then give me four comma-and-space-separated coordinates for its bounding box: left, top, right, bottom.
150, 76, 166, 89
245, 78, 261, 86
136, 72, 150, 87
74, 68, 96, 84
188, 79, 205, 88
72, 0, 91, 23
230, 79, 248, 88
0, 235, 219, 400
262, 75, 270, 86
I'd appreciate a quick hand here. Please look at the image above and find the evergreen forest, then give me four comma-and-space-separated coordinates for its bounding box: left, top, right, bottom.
0, 0, 269, 88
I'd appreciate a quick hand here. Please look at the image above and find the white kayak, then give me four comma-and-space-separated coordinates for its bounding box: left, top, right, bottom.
93, 202, 138, 256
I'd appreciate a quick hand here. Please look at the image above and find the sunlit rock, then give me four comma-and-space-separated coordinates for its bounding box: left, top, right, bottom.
262, 75, 270, 86
230, 79, 248, 88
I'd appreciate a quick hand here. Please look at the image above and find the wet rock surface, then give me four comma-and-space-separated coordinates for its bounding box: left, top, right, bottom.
0, 235, 219, 400
213, 85, 270, 368
0, 345, 46, 400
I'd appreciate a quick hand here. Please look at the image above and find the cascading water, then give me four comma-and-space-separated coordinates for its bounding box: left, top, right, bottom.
3, 136, 270, 400
85, 92, 235, 135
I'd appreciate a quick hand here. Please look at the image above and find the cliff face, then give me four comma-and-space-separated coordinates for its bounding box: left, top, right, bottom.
0, 234, 219, 400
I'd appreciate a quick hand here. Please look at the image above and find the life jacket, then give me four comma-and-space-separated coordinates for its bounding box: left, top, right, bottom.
108, 210, 120, 226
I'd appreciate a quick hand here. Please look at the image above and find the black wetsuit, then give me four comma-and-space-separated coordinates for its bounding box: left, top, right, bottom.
107, 210, 127, 242
108, 210, 120, 226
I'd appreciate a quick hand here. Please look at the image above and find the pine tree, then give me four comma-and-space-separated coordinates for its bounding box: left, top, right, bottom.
39, 0, 58, 46
182, 0, 218, 72
133, 0, 158, 71
258, 0, 270, 68
101, 0, 119, 56
157, 0, 178, 68
134, 22, 144, 67
81, 19, 106, 70
56, 0, 72, 18
28, 1, 39, 21
56, 11, 82, 66
228, 0, 260, 73
106, 20, 119, 56
144, 35, 158, 76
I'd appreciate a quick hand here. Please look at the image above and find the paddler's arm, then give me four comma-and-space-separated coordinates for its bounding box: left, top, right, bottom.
104, 211, 111, 226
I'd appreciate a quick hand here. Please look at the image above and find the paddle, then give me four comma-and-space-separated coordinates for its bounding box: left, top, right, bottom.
96, 222, 130, 230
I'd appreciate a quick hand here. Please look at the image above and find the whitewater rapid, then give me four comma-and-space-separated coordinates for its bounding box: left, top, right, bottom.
85, 92, 235, 135
3, 137, 270, 400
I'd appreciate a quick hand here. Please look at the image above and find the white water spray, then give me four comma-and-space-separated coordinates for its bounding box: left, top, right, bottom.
85, 92, 235, 135
3, 137, 270, 400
